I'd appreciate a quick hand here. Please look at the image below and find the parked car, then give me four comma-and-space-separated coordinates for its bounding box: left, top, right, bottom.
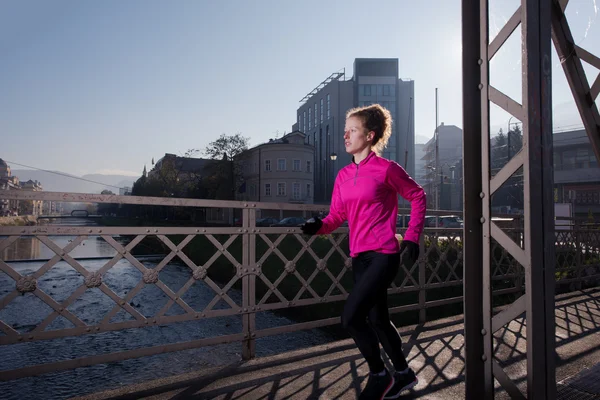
396, 214, 411, 228
424, 216, 437, 227
439, 215, 463, 228
270, 217, 306, 227
256, 217, 279, 227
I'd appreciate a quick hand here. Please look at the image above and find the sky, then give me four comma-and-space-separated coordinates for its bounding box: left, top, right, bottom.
0, 0, 598, 177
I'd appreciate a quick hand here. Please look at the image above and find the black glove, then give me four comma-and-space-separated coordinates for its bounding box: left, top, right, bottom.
301, 217, 322, 235
400, 240, 419, 265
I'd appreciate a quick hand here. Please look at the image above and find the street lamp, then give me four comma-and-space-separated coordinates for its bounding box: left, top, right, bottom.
327, 153, 338, 201
427, 165, 439, 211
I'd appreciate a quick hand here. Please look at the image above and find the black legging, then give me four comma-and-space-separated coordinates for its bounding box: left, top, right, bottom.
341, 251, 409, 373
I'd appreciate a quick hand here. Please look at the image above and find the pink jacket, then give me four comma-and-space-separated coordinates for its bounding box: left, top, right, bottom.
318, 151, 427, 257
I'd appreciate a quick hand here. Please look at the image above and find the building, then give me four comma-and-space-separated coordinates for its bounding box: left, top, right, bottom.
293, 58, 415, 203
119, 186, 131, 196
237, 131, 315, 209
19, 180, 43, 216
418, 127, 600, 214
0, 159, 21, 216
414, 143, 428, 186
42, 201, 57, 215
553, 129, 600, 216
421, 123, 463, 210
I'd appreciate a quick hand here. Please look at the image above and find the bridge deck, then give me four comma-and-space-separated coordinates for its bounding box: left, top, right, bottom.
71, 288, 600, 400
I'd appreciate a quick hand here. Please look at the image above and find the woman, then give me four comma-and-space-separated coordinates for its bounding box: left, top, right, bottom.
301, 104, 426, 399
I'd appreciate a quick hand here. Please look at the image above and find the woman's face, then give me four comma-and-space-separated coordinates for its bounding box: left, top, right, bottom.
344, 116, 373, 155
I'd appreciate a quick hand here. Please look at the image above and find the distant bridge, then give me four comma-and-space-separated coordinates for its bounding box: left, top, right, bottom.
37, 211, 103, 220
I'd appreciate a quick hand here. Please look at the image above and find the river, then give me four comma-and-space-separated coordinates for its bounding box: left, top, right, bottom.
0, 219, 334, 399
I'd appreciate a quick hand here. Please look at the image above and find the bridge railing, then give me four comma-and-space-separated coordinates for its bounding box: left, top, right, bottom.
0, 190, 598, 381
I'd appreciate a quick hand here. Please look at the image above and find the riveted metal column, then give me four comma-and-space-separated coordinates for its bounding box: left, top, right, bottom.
241, 207, 257, 359
522, 0, 556, 397
462, 0, 492, 397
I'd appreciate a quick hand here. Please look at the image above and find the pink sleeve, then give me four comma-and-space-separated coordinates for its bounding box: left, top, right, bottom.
318, 175, 346, 234
385, 162, 427, 243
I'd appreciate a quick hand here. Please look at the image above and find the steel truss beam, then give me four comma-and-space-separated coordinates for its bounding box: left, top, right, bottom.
463, 0, 575, 398
551, 0, 600, 162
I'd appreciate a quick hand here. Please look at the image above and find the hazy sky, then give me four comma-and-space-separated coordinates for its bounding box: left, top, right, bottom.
1, 0, 598, 177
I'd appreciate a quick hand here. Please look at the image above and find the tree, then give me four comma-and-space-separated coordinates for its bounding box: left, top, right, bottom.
182, 148, 200, 158
204, 133, 249, 161
203, 133, 249, 200
490, 127, 524, 211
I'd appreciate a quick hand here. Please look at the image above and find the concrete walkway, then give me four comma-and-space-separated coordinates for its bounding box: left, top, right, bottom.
72, 288, 600, 399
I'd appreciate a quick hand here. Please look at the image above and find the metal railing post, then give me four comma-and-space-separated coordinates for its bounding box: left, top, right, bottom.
419, 234, 427, 323
241, 207, 257, 359
574, 220, 583, 290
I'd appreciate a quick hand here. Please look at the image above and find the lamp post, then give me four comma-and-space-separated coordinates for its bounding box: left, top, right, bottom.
449, 165, 456, 210
427, 165, 439, 210
507, 117, 521, 159
427, 165, 439, 227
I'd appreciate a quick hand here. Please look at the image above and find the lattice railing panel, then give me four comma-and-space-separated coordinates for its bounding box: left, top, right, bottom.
254, 232, 352, 311
0, 231, 247, 346
423, 230, 464, 288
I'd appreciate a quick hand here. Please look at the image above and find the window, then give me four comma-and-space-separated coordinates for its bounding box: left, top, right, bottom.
363, 85, 371, 96
277, 182, 286, 196
562, 150, 577, 170
265, 159, 271, 171
320, 99, 324, 122
590, 149, 598, 168
383, 85, 391, 96
293, 159, 301, 171
306, 183, 311, 198
265, 183, 271, 196
308, 108, 312, 130
277, 158, 286, 171
327, 94, 331, 119
303, 111, 306, 132
292, 183, 300, 200
576, 148, 589, 168
314, 103, 317, 126
306, 160, 311, 173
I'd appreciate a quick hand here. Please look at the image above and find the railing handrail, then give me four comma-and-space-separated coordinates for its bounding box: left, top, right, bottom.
1, 190, 485, 215
0, 190, 331, 212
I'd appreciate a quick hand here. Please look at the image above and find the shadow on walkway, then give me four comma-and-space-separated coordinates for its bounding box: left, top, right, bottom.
73, 288, 600, 400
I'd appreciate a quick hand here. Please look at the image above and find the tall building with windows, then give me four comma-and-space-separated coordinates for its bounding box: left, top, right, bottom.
293, 58, 415, 203
553, 128, 600, 216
